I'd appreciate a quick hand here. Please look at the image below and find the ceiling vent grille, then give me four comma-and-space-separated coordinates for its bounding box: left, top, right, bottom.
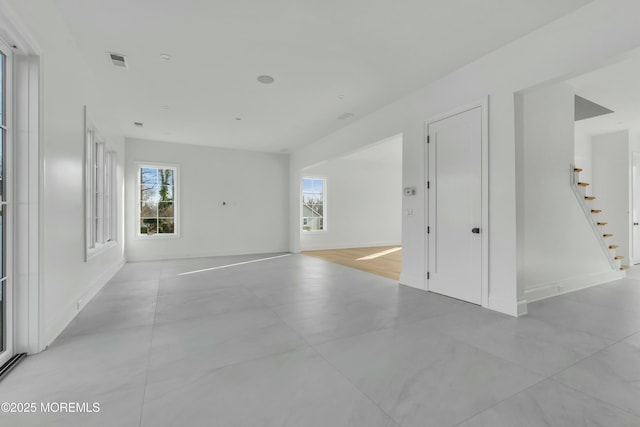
337, 112, 354, 120
108, 52, 128, 68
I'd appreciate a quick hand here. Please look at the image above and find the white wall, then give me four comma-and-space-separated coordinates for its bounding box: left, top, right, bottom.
574, 125, 593, 186
517, 83, 614, 301
592, 130, 631, 263
125, 139, 289, 261
300, 158, 401, 250
5, 0, 127, 347
289, 0, 640, 316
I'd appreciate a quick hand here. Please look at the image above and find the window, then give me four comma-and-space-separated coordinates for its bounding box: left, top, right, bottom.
0, 41, 8, 357
85, 120, 117, 258
302, 177, 325, 231
138, 164, 178, 236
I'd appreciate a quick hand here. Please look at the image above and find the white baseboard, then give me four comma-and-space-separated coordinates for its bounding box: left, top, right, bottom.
300, 241, 402, 251
399, 273, 425, 290
524, 269, 625, 304
44, 258, 125, 347
488, 295, 520, 317
517, 299, 528, 316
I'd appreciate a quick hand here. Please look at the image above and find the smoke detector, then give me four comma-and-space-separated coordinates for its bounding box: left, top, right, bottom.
108, 52, 128, 68
257, 75, 275, 84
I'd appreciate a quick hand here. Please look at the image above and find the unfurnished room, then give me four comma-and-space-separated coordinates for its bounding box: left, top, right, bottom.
1, 1, 640, 426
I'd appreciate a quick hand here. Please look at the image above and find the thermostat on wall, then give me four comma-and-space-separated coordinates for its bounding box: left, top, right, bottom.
403, 187, 416, 196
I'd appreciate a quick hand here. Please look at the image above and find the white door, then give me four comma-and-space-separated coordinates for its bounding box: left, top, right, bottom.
0, 40, 13, 368
427, 106, 482, 304
632, 152, 640, 264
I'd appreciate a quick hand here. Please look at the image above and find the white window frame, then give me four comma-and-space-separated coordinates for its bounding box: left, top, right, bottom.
301, 176, 327, 233
0, 36, 14, 367
136, 162, 180, 239
84, 108, 117, 260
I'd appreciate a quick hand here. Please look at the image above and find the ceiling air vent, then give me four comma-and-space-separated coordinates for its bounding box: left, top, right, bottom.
108, 52, 128, 68
337, 112, 354, 120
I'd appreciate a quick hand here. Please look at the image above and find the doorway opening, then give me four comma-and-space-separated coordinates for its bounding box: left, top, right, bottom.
569, 52, 640, 268
514, 49, 640, 305
299, 134, 403, 280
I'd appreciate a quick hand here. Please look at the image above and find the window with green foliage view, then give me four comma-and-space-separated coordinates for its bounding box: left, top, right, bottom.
139, 165, 177, 236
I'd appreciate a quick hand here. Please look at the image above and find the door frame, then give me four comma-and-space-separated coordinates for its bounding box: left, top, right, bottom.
424, 97, 489, 307
632, 151, 640, 264
0, 37, 14, 368
0, 2, 44, 357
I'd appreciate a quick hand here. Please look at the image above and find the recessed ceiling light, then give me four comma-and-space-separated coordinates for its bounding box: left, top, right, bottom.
160, 53, 172, 60
257, 75, 275, 84
134, 122, 143, 127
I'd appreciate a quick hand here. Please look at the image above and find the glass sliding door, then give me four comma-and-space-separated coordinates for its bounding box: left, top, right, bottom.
0, 42, 12, 367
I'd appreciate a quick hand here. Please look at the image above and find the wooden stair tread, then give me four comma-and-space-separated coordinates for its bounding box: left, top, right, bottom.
603, 234, 614, 238
615, 256, 624, 260
591, 209, 602, 213
584, 196, 596, 200
577, 182, 590, 187
609, 245, 619, 249
620, 265, 630, 270
574, 168, 583, 172
597, 222, 608, 226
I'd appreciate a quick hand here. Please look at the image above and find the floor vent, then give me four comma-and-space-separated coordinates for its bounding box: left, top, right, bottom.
0, 353, 27, 383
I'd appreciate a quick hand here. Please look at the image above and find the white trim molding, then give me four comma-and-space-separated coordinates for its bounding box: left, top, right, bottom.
424, 96, 490, 309
44, 259, 125, 348
524, 270, 625, 304
0, 0, 42, 56
0, 2, 43, 355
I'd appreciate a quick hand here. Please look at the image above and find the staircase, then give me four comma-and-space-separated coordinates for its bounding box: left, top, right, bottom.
571, 165, 629, 271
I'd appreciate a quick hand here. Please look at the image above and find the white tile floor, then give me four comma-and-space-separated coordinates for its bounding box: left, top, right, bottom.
1, 253, 640, 426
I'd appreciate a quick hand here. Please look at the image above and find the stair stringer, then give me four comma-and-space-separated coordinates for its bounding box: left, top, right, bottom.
569, 164, 619, 270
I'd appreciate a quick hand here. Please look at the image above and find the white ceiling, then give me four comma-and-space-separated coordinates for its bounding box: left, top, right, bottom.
52, 0, 591, 152
569, 50, 640, 137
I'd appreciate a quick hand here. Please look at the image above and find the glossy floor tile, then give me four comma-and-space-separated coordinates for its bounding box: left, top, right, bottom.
527, 295, 640, 341
2, 254, 640, 426
553, 334, 640, 418
459, 379, 640, 426
146, 307, 307, 386
447, 315, 613, 376
142, 347, 390, 427
315, 322, 543, 427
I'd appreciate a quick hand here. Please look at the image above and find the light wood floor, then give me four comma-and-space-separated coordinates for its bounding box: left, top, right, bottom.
301, 246, 402, 280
